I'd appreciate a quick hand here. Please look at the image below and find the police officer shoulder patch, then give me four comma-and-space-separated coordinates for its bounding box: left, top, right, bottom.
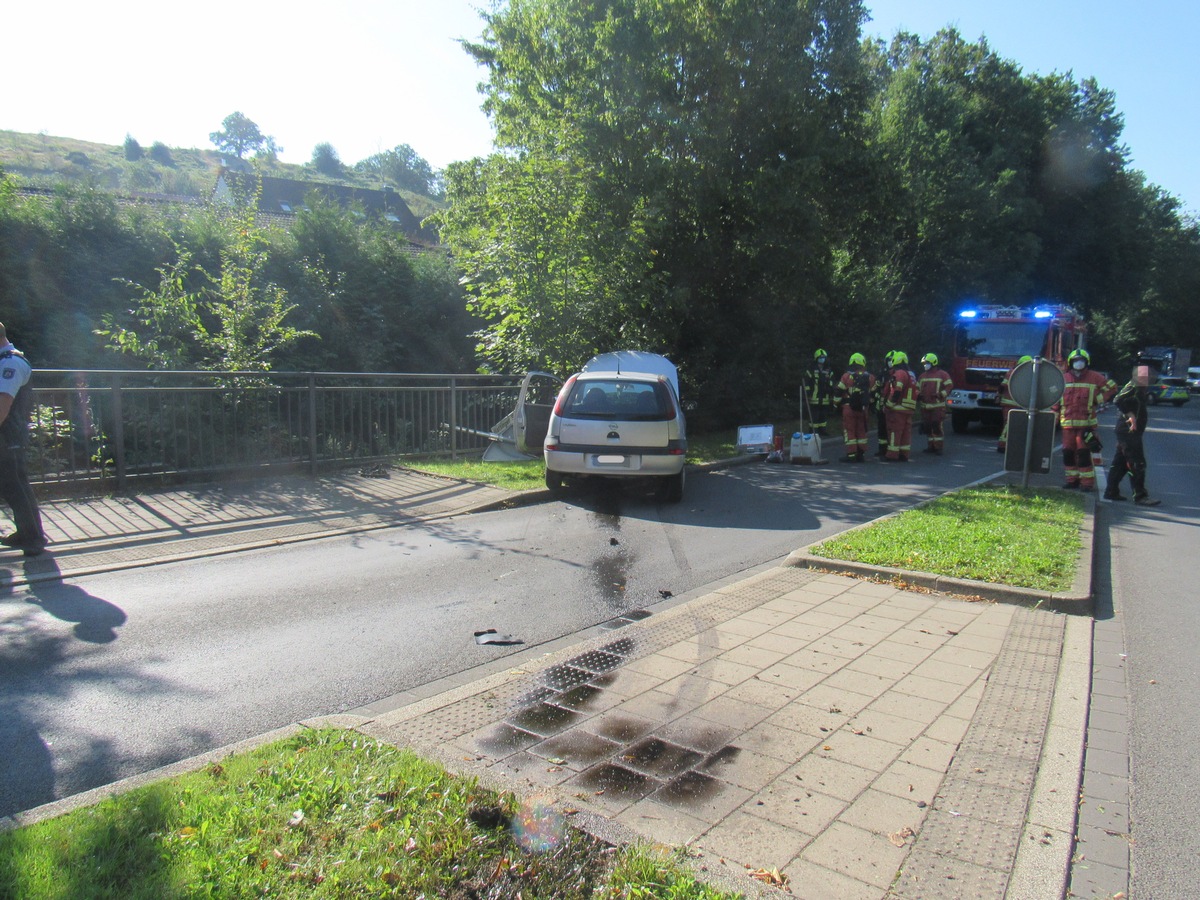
1, 367, 14, 380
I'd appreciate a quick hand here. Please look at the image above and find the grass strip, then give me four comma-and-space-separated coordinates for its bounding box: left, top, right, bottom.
809, 485, 1085, 592
0, 728, 736, 900
400, 457, 546, 491
402, 421, 803, 490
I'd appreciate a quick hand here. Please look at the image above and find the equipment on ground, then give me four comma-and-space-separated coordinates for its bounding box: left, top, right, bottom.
736, 424, 775, 455
790, 381, 827, 465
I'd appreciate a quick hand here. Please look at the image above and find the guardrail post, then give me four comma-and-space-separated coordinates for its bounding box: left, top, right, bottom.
450, 376, 458, 459
110, 373, 126, 491
307, 373, 318, 476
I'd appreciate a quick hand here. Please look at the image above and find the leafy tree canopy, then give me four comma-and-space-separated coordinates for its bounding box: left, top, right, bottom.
311, 142, 344, 177
355, 144, 440, 197
209, 111, 269, 159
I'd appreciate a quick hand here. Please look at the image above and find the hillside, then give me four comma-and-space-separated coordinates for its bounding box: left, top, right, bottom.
0, 130, 444, 220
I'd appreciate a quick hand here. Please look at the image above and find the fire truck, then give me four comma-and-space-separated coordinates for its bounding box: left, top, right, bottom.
946, 304, 1087, 433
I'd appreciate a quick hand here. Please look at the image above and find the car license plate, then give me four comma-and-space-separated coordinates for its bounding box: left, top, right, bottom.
596, 454, 626, 465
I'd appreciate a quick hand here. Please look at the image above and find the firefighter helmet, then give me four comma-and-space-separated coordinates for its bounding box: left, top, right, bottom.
1067, 348, 1090, 366
892, 351, 908, 366
921, 353, 938, 366
814, 348, 828, 361
849, 352, 866, 367
884, 351, 895, 367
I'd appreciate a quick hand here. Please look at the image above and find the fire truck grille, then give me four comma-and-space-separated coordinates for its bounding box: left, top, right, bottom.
967, 368, 1007, 389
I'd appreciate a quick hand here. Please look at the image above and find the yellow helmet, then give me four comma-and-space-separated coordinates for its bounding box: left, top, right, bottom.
849, 352, 866, 367
1018, 355, 1033, 365
1068, 348, 1090, 366
921, 353, 938, 366
814, 348, 828, 361
892, 351, 908, 366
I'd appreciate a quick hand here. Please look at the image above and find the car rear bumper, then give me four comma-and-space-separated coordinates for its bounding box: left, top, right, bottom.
545, 447, 685, 477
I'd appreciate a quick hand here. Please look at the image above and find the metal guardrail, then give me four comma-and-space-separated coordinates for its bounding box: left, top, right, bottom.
28, 370, 524, 492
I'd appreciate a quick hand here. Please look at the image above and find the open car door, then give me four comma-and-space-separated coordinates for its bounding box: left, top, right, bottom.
515, 371, 561, 455
482, 371, 561, 461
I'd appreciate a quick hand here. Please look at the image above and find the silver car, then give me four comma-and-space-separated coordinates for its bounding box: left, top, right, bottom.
543, 352, 687, 502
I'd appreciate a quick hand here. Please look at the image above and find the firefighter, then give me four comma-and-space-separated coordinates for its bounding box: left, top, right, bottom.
916, 353, 953, 454
835, 353, 875, 463
1104, 371, 1161, 506
996, 355, 1033, 453
1060, 349, 1118, 491
873, 351, 894, 457
803, 349, 837, 436
883, 351, 918, 462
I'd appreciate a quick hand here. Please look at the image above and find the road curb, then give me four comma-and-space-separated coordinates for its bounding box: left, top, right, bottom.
1006, 613, 1093, 898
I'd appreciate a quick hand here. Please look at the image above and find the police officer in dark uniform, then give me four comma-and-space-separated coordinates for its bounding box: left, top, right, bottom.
0, 322, 46, 555
1104, 366, 1161, 506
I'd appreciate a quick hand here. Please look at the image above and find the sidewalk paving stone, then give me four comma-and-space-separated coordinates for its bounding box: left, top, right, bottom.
6, 464, 1101, 899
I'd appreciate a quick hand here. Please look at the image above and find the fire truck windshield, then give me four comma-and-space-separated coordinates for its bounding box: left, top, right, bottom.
954, 322, 1048, 359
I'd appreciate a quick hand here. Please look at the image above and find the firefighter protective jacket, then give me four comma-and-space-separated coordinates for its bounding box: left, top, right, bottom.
885, 367, 918, 413
1060, 368, 1118, 428
917, 367, 953, 409
999, 365, 1022, 411
837, 369, 876, 412
804, 363, 836, 404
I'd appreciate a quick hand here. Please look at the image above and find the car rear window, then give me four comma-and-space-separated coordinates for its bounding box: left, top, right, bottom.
562, 379, 671, 421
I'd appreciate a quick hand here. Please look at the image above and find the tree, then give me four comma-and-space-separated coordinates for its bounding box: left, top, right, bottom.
99, 200, 315, 372
311, 142, 344, 177
123, 134, 144, 161
355, 144, 439, 196
209, 112, 268, 159
148, 142, 174, 166
442, 0, 872, 422
855, 30, 1047, 341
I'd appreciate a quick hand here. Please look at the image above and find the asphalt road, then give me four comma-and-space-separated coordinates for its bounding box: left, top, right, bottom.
2, 431, 1016, 819
1100, 401, 1200, 898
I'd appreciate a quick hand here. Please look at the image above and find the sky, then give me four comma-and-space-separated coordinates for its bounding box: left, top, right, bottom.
3, 1, 1196, 215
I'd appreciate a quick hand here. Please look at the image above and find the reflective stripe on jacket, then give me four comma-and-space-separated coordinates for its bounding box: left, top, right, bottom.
1060, 369, 1117, 427
917, 368, 953, 408
885, 368, 918, 413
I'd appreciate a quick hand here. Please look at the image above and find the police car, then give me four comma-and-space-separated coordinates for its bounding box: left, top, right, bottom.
1146, 376, 1190, 406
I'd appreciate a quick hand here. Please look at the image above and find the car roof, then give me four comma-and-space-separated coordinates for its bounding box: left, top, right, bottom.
581, 352, 680, 397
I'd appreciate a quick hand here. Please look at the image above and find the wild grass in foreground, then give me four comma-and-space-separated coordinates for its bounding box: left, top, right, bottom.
0, 728, 737, 900
809, 484, 1085, 591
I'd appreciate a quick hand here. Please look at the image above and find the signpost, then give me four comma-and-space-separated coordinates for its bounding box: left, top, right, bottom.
1002, 357, 1066, 486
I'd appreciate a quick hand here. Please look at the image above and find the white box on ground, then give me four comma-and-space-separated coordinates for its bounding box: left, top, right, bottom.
790, 431, 822, 463
736, 424, 775, 455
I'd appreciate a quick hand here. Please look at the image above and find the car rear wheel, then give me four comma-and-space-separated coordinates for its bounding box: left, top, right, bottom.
544, 469, 565, 493
658, 469, 685, 503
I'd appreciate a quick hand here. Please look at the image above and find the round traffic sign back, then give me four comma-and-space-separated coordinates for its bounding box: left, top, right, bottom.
1008, 359, 1065, 410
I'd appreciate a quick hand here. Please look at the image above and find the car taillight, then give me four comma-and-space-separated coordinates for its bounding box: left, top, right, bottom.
658, 377, 677, 417
552, 375, 578, 416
